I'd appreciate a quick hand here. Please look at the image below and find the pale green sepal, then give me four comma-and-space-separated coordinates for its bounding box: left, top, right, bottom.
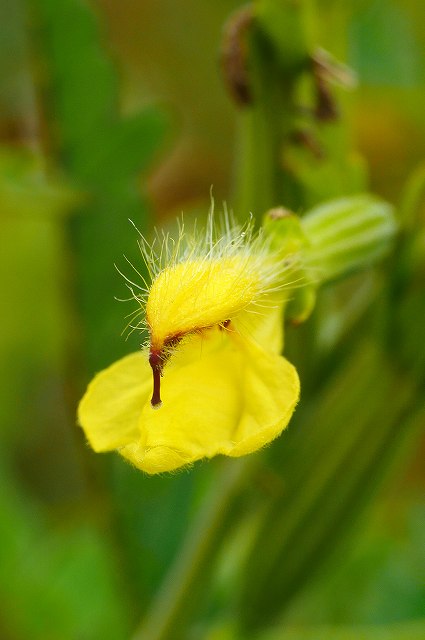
286, 284, 317, 325
301, 194, 398, 284
262, 206, 310, 255
262, 207, 317, 323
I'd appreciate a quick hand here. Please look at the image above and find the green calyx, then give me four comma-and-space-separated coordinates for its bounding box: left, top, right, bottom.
263, 194, 398, 324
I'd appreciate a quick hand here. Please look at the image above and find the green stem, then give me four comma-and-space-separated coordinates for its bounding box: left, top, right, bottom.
235, 1, 309, 216
131, 460, 251, 640
235, 36, 287, 215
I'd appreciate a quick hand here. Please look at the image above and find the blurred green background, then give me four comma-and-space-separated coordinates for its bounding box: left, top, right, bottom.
1, 1, 424, 639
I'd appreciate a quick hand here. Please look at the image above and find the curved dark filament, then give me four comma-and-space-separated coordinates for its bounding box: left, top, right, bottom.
149, 335, 182, 408
149, 351, 163, 408
148, 322, 231, 409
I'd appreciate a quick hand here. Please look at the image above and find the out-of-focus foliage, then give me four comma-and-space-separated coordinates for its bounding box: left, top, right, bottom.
0, 0, 424, 639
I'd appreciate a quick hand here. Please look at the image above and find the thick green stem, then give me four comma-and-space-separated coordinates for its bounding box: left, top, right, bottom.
235, 1, 310, 216
131, 460, 251, 640
236, 36, 292, 214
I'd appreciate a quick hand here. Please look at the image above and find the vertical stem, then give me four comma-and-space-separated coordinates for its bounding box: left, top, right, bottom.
131, 460, 251, 640
234, 0, 310, 216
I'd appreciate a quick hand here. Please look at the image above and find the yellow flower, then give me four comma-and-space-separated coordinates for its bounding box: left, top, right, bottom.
78, 217, 300, 474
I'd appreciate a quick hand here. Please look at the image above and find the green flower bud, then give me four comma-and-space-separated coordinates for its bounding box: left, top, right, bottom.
301, 195, 398, 284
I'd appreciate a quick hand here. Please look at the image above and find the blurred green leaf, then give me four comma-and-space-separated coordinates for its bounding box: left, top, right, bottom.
238, 333, 423, 631
0, 148, 76, 449
0, 461, 132, 640
203, 619, 425, 640
0, 147, 78, 217
349, 0, 424, 87
257, 620, 425, 640
33, 0, 168, 369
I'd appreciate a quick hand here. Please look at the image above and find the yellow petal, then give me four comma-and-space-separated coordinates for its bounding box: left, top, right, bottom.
78, 327, 299, 474
224, 331, 299, 457
147, 257, 262, 350
77, 352, 150, 451
235, 297, 286, 354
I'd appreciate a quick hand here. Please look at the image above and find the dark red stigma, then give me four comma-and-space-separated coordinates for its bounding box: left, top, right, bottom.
148, 335, 183, 409
149, 351, 163, 408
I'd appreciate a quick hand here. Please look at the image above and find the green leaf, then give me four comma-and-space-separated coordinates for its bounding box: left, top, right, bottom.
34, 0, 168, 370
237, 339, 421, 632
0, 462, 132, 640
348, 0, 423, 87
258, 620, 425, 640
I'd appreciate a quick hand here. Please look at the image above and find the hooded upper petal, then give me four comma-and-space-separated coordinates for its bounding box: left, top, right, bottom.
147, 257, 261, 350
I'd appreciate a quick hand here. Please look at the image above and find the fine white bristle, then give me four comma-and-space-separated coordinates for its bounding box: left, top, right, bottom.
117, 207, 305, 341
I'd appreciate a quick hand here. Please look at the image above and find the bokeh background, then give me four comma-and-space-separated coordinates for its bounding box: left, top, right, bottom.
1, 0, 424, 638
